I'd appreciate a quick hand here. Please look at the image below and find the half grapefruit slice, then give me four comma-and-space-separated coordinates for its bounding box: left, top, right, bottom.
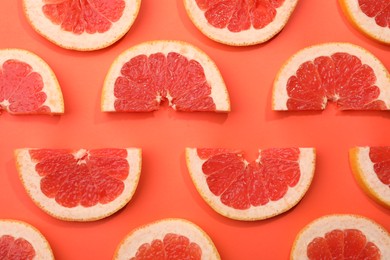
291, 214, 390, 259
339, 0, 390, 45
0, 219, 54, 260
183, 0, 299, 46
185, 147, 316, 221
273, 42, 390, 110
102, 40, 230, 112
0, 49, 64, 115
350, 146, 390, 209
23, 0, 141, 51
15, 148, 142, 221
114, 218, 220, 260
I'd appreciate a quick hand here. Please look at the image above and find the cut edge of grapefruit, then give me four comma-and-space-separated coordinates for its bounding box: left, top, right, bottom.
339, 0, 390, 45
22, 0, 142, 51
114, 218, 221, 260
290, 214, 390, 259
14, 148, 142, 222
183, 0, 299, 46
0, 48, 64, 114
0, 219, 54, 260
185, 147, 316, 221
101, 40, 230, 112
349, 146, 390, 209
272, 42, 390, 110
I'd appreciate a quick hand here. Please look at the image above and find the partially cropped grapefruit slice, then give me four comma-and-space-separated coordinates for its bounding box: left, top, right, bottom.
0, 219, 54, 260
102, 40, 230, 112
350, 146, 390, 209
114, 218, 220, 260
0, 49, 64, 115
273, 42, 390, 110
23, 0, 141, 51
183, 0, 299, 46
185, 147, 315, 220
291, 214, 390, 259
339, 0, 390, 45
15, 148, 142, 221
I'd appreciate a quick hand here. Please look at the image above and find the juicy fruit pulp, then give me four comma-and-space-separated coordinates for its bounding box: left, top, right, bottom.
114, 52, 215, 111
358, 0, 390, 28
131, 233, 202, 260
0, 235, 35, 259
307, 229, 380, 259
42, 0, 125, 34
369, 147, 390, 186
195, 0, 285, 32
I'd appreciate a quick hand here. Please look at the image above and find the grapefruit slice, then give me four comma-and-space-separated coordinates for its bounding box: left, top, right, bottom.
183, 0, 299, 46
102, 40, 230, 112
273, 42, 390, 110
291, 214, 390, 259
185, 147, 316, 220
0, 49, 64, 115
0, 219, 54, 260
349, 146, 390, 209
114, 218, 220, 260
23, 0, 141, 51
339, 0, 390, 45
15, 148, 142, 221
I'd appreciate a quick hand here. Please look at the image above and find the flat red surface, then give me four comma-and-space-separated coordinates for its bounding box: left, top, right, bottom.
0, 1, 389, 259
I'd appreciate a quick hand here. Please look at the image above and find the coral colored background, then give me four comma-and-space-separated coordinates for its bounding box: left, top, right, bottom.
0, 1, 389, 259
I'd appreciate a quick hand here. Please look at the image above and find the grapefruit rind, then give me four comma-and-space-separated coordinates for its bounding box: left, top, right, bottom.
272, 42, 390, 110
349, 147, 390, 209
291, 214, 390, 259
22, 0, 141, 51
102, 40, 230, 112
0, 49, 64, 114
183, 0, 299, 46
14, 148, 142, 221
339, 0, 390, 45
185, 147, 316, 221
0, 219, 54, 260
114, 218, 220, 260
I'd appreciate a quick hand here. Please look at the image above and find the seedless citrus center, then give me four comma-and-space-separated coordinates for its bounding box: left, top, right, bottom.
0, 235, 35, 259
358, 0, 389, 28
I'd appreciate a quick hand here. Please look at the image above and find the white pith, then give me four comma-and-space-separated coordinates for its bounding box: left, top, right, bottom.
185, 147, 316, 221
0, 49, 64, 114
101, 40, 230, 112
273, 42, 390, 110
291, 214, 390, 259
15, 148, 142, 221
23, 0, 141, 50
114, 218, 220, 260
183, 0, 299, 46
0, 219, 54, 260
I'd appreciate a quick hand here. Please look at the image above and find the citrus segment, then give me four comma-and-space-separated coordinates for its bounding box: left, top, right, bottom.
23, 0, 141, 50
0, 219, 54, 260
273, 43, 390, 110
0, 49, 64, 115
102, 40, 230, 112
185, 147, 315, 220
349, 146, 390, 208
15, 148, 142, 221
339, 0, 390, 44
291, 214, 390, 259
184, 0, 299, 46
114, 218, 220, 260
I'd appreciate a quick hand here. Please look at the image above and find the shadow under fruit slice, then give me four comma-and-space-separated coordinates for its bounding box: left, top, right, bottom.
0, 49, 64, 115
185, 147, 315, 221
291, 214, 390, 259
23, 0, 141, 51
183, 0, 299, 46
101, 40, 230, 112
114, 218, 220, 260
349, 146, 390, 209
0, 219, 54, 260
273, 42, 390, 110
15, 148, 142, 221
